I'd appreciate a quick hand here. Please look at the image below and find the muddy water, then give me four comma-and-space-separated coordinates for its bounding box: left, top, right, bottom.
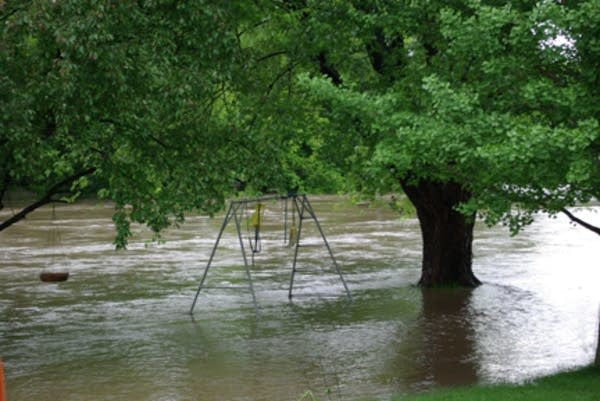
0, 197, 598, 401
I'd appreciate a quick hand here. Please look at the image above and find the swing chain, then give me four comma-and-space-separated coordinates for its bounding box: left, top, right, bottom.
248, 202, 264, 254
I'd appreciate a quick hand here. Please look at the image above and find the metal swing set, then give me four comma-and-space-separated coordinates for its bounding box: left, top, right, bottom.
190, 194, 351, 313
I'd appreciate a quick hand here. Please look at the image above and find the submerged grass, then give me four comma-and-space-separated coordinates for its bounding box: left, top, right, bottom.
392, 365, 600, 401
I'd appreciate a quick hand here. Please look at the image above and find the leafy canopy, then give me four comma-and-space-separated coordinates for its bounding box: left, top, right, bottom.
284, 0, 599, 232
1, 1, 263, 247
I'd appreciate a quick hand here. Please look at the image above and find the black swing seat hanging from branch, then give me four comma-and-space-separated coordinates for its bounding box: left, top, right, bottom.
190, 193, 351, 313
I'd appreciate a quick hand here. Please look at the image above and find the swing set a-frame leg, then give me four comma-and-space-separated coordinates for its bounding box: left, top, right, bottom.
190, 202, 259, 314
287, 195, 352, 300
288, 196, 305, 299
302, 195, 352, 300
190, 202, 235, 314
233, 202, 258, 310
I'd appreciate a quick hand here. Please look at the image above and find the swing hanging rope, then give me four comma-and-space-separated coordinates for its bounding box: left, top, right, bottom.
248, 202, 264, 254
287, 199, 298, 248
40, 203, 69, 282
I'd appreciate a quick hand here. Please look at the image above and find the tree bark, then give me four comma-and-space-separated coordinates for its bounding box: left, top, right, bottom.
401, 179, 481, 287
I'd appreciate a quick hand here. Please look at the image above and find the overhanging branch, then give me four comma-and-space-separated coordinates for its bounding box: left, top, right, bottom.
561, 207, 600, 236
0, 3, 27, 22
0, 167, 97, 232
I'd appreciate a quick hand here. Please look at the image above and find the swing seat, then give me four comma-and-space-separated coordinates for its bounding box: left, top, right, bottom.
40, 272, 69, 282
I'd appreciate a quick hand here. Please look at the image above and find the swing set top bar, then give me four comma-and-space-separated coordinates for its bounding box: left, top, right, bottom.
229, 193, 301, 205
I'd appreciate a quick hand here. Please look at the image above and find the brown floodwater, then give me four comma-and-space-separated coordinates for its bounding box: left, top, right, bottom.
0, 196, 598, 401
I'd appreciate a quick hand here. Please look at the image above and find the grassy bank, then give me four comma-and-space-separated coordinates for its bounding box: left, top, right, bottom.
392, 365, 600, 401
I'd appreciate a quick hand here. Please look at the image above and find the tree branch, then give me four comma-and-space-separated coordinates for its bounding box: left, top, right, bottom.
256, 50, 288, 63
266, 61, 297, 95
0, 3, 27, 22
366, 27, 404, 77
317, 52, 342, 86
236, 18, 271, 38
561, 207, 600, 236
0, 167, 97, 232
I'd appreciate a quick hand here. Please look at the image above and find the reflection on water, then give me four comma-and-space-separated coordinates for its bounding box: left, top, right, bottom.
0, 197, 598, 401
392, 288, 479, 390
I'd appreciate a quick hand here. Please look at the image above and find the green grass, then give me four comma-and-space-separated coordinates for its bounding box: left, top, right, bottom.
392, 365, 600, 401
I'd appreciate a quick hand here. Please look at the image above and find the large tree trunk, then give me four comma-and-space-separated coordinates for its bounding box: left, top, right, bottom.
401, 179, 481, 287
